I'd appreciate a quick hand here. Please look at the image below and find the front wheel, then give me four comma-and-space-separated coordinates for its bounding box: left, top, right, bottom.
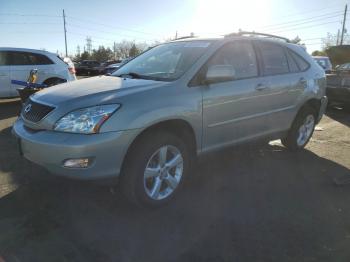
281, 106, 317, 151
120, 131, 190, 208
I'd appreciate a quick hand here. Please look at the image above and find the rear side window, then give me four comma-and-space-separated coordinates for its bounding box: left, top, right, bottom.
8, 51, 53, 65
257, 42, 289, 76
207, 41, 258, 79
9, 51, 32, 65
28, 53, 54, 65
286, 51, 300, 73
0, 51, 9, 65
288, 50, 309, 71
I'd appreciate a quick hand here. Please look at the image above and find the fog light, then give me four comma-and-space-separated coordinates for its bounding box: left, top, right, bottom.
63, 158, 92, 168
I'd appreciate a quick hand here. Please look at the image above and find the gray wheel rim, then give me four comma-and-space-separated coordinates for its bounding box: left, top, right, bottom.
297, 114, 315, 146
143, 145, 183, 200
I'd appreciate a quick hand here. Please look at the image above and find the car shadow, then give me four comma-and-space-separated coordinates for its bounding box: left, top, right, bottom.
1, 138, 350, 262
326, 106, 350, 127
0, 99, 21, 121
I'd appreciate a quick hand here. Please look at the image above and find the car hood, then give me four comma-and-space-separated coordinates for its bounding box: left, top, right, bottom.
32, 76, 169, 105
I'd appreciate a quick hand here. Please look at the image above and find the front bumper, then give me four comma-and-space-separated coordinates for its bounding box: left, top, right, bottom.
12, 118, 140, 181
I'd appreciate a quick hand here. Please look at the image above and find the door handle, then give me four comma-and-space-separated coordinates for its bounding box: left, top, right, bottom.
255, 83, 268, 91
299, 78, 308, 86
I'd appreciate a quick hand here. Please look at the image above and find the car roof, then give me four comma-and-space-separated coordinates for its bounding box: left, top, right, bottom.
170, 35, 295, 46
0, 47, 55, 55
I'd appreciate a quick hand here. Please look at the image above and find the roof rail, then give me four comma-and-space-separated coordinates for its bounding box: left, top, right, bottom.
225, 31, 290, 43
175, 35, 197, 40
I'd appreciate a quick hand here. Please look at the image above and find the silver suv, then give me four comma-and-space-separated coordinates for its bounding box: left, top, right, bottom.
13, 32, 328, 207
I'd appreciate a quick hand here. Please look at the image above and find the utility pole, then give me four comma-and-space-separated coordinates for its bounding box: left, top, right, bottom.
63, 9, 68, 57
113, 42, 117, 60
336, 29, 340, 45
340, 4, 347, 45
86, 37, 92, 54
175, 31, 178, 40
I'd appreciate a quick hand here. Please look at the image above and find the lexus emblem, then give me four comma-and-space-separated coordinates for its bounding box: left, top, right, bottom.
24, 104, 32, 113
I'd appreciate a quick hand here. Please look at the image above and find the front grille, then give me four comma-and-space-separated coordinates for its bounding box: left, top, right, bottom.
22, 99, 55, 123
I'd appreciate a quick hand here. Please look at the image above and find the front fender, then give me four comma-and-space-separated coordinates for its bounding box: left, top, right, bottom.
101, 105, 203, 152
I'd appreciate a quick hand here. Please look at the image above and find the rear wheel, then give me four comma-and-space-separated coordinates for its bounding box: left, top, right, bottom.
120, 131, 190, 208
281, 106, 317, 151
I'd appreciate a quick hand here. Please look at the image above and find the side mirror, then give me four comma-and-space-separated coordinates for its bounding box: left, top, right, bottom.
204, 65, 235, 84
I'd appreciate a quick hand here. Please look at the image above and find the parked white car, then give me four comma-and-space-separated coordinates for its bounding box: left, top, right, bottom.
0, 48, 76, 98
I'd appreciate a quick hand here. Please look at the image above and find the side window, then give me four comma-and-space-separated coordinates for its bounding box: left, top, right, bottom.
0, 51, 9, 66
9, 51, 32, 65
286, 50, 299, 73
258, 42, 289, 75
208, 41, 258, 80
27, 53, 54, 65
289, 50, 309, 71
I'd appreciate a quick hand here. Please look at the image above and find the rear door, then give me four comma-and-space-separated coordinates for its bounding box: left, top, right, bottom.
254, 41, 300, 132
0, 51, 11, 97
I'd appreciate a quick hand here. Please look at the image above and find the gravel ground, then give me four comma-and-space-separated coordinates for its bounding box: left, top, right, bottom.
0, 98, 349, 262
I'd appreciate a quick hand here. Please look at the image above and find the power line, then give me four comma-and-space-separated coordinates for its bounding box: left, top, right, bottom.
0, 13, 60, 18
0, 22, 60, 25
269, 4, 342, 20
66, 23, 153, 41
271, 20, 341, 34
66, 16, 163, 37
257, 11, 342, 30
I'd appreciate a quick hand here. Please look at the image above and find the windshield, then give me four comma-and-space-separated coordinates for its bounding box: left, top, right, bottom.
113, 41, 213, 81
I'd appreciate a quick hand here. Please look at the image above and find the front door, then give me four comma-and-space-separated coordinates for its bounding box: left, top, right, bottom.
201, 40, 271, 151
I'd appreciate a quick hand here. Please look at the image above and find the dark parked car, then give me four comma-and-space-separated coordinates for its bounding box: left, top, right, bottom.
312, 56, 332, 74
334, 62, 350, 75
103, 58, 132, 75
75, 60, 103, 76
327, 71, 350, 108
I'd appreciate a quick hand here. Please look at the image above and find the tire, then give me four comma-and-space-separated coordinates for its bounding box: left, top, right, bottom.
281, 106, 317, 151
120, 131, 191, 208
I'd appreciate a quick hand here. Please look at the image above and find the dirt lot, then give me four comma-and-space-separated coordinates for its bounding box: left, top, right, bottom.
0, 98, 349, 262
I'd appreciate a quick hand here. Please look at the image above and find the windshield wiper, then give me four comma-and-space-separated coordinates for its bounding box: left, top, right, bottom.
115, 72, 170, 82
116, 72, 146, 79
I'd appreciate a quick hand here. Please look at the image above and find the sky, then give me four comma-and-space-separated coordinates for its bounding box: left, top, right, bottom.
0, 0, 348, 56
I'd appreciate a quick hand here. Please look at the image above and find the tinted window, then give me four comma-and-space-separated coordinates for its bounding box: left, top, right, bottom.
258, 42, 289, 75
0, 51, 9, 66
289, 50, 309, 71
8, 51, 53, 65
28, 53, 53, 65
9, 51, 32, 65
208, 41, 258, 79
286, 51, 299, 73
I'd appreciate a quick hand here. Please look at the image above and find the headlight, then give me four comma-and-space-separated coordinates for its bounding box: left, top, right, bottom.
54, 104, 120, 134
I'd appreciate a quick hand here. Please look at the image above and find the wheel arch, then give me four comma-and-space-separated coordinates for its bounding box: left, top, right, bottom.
121, 119, 198, 175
